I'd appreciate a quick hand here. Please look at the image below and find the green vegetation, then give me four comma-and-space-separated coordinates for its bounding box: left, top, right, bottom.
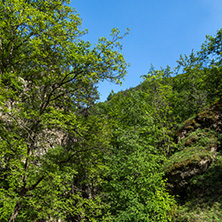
0, 0, 222, 221
98, 90, 176, 221
174, 152, 222, 222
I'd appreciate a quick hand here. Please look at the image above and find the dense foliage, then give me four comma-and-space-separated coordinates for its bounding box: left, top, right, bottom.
0, 0, 127, 221
98, 91, 176, 221
0, 0, 222, 221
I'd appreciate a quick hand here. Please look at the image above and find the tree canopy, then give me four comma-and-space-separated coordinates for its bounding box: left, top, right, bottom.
0, 0, 128, 221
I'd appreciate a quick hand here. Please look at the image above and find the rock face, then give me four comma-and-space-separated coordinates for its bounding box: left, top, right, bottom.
175, 99, 222, 141
166, 155, 213, 196
165, 99, 222, 196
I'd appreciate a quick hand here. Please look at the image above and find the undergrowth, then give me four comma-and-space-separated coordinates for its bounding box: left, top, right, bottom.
173, 152, 222, 221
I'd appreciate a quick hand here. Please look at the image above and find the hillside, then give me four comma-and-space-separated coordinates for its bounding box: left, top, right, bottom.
103, 81, 222, 222
102, 29, 222, 219
167, 99, 222, 221
0, 1, 221, 220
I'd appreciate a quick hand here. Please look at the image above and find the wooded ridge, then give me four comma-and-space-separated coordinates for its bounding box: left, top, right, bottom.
0, 0, 222, 221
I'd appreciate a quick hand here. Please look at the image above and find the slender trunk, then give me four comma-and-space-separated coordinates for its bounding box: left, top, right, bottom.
9, 201, 21, 222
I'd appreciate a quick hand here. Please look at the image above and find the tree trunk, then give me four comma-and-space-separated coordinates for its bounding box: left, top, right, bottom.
9, 201, 21, 222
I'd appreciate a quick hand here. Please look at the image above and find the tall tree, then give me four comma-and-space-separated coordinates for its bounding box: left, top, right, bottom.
141, 66, 178, 155
0, 0, 128, 221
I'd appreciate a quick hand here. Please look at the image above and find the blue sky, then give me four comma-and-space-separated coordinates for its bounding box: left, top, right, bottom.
71, 0, 222, 101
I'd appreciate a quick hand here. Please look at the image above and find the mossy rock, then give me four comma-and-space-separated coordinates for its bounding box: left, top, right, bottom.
173, 153, 222, 222
195, 99, 222, 132
175, 99, 222, 141
166, 99, 222, 196
165, 147, 213, 196
175, 118, 200, 140
166, 128, 219, 195
165, 146, 213, 173
169, 100, 222, 220
185, 135, 199, 146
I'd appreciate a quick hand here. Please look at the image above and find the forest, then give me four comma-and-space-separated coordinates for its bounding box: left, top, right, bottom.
0, 0, 222, 221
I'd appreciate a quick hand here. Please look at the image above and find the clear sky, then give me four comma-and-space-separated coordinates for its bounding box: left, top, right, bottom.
71, 0, 222, 101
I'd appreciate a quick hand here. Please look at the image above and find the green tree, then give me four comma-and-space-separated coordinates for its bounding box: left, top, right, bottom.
175, 29, 222, 106
100, 90, 176, 221
141, 66, 179, 156
0, 0, 128, 221
173, 52, 208, 121
199, 29, 222, 99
